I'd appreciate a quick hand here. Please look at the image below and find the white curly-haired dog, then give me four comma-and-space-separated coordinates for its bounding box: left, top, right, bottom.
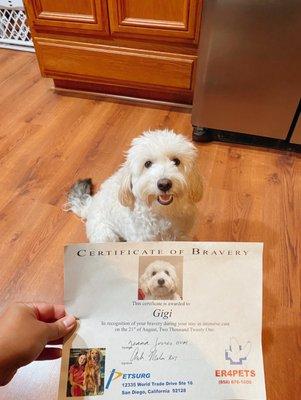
140, 260, 181, 300
68, 129, 202, 242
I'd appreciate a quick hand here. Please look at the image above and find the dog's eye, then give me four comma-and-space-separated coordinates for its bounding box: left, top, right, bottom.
152, 271, 157, 276
165, 270, 170, 275
172, 158, 181, 166
144, 161, 152, 168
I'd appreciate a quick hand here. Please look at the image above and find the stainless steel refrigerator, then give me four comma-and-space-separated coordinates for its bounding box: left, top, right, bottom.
192, 0, 301, 148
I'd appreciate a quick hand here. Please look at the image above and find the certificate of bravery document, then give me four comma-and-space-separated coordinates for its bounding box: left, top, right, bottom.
58, 242, 266, 399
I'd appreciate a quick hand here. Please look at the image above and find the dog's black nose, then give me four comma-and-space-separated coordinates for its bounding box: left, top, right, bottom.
158, 278, 165, 286
157, 179, 172, 192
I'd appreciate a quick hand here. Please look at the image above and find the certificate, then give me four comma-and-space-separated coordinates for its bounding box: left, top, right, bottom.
58, 242, 266, 399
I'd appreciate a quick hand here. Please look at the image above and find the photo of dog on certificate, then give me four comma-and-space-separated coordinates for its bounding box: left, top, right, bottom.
67, 348, 105, 397
67, 129, 202, 242
138, 256, 183, 301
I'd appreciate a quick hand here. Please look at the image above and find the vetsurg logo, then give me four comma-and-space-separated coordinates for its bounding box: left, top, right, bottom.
106, 369, 151, 389
105, 369, 123, 389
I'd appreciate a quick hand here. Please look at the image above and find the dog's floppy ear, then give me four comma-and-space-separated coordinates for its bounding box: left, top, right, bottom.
173, 273, 179, 292
169, 265, 179, 292
96, 349, 101, 362
188, 166, 203, 203
139, 270, 150, 295
118, 164, 135, 209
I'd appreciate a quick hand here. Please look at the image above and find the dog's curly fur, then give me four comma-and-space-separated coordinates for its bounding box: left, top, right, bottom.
84, 349, 102, 395
67, 129, 202, 242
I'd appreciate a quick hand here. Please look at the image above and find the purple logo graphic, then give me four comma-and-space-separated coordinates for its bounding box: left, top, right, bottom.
225, 337, 252, 365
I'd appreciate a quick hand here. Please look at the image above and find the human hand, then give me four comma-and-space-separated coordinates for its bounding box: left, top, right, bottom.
0, 303, 76, 386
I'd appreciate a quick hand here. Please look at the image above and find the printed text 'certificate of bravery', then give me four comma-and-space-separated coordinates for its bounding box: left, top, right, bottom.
58, 242, 266, 400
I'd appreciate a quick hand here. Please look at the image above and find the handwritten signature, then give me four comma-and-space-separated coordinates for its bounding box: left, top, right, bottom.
124, 337, 178, 363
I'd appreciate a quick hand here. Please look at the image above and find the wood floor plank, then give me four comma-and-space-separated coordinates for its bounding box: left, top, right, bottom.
0, 49, 300, 400
0, 50, 34, 85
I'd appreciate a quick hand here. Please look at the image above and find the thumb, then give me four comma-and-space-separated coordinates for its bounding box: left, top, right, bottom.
45, 315, 77, 342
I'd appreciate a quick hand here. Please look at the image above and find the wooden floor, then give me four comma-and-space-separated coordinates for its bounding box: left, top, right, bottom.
0, 49, 300, 399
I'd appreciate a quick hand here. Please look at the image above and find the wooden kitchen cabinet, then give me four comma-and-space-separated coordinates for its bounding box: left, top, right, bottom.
25, 0, 110, 35
107, 0, 200, 42
24, 0, 202, 104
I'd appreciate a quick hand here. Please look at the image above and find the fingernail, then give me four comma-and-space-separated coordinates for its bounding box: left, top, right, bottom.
62, 315, 76, 329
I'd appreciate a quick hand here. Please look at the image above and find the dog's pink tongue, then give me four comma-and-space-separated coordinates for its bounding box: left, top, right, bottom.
158, 194, 173, 205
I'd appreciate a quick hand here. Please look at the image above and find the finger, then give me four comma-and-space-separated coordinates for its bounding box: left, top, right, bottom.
47, 338, 64, 345
37, 347, 62, 360
45, 315, 77, 342
0, 369, 17, 386
29, 303, 66, 322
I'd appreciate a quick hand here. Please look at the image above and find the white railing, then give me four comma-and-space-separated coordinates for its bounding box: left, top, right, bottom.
0, 0, 34, 51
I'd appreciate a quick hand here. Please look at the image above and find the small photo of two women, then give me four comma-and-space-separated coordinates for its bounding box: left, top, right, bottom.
67, 348, 106, 397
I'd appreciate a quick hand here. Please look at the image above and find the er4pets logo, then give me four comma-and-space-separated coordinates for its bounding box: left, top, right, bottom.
225, 337, 252, 365
215, 338, 256, 381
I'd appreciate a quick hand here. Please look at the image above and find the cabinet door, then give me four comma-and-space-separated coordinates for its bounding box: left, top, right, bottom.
107, 0, 201, 43
24, 0, 109, 35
